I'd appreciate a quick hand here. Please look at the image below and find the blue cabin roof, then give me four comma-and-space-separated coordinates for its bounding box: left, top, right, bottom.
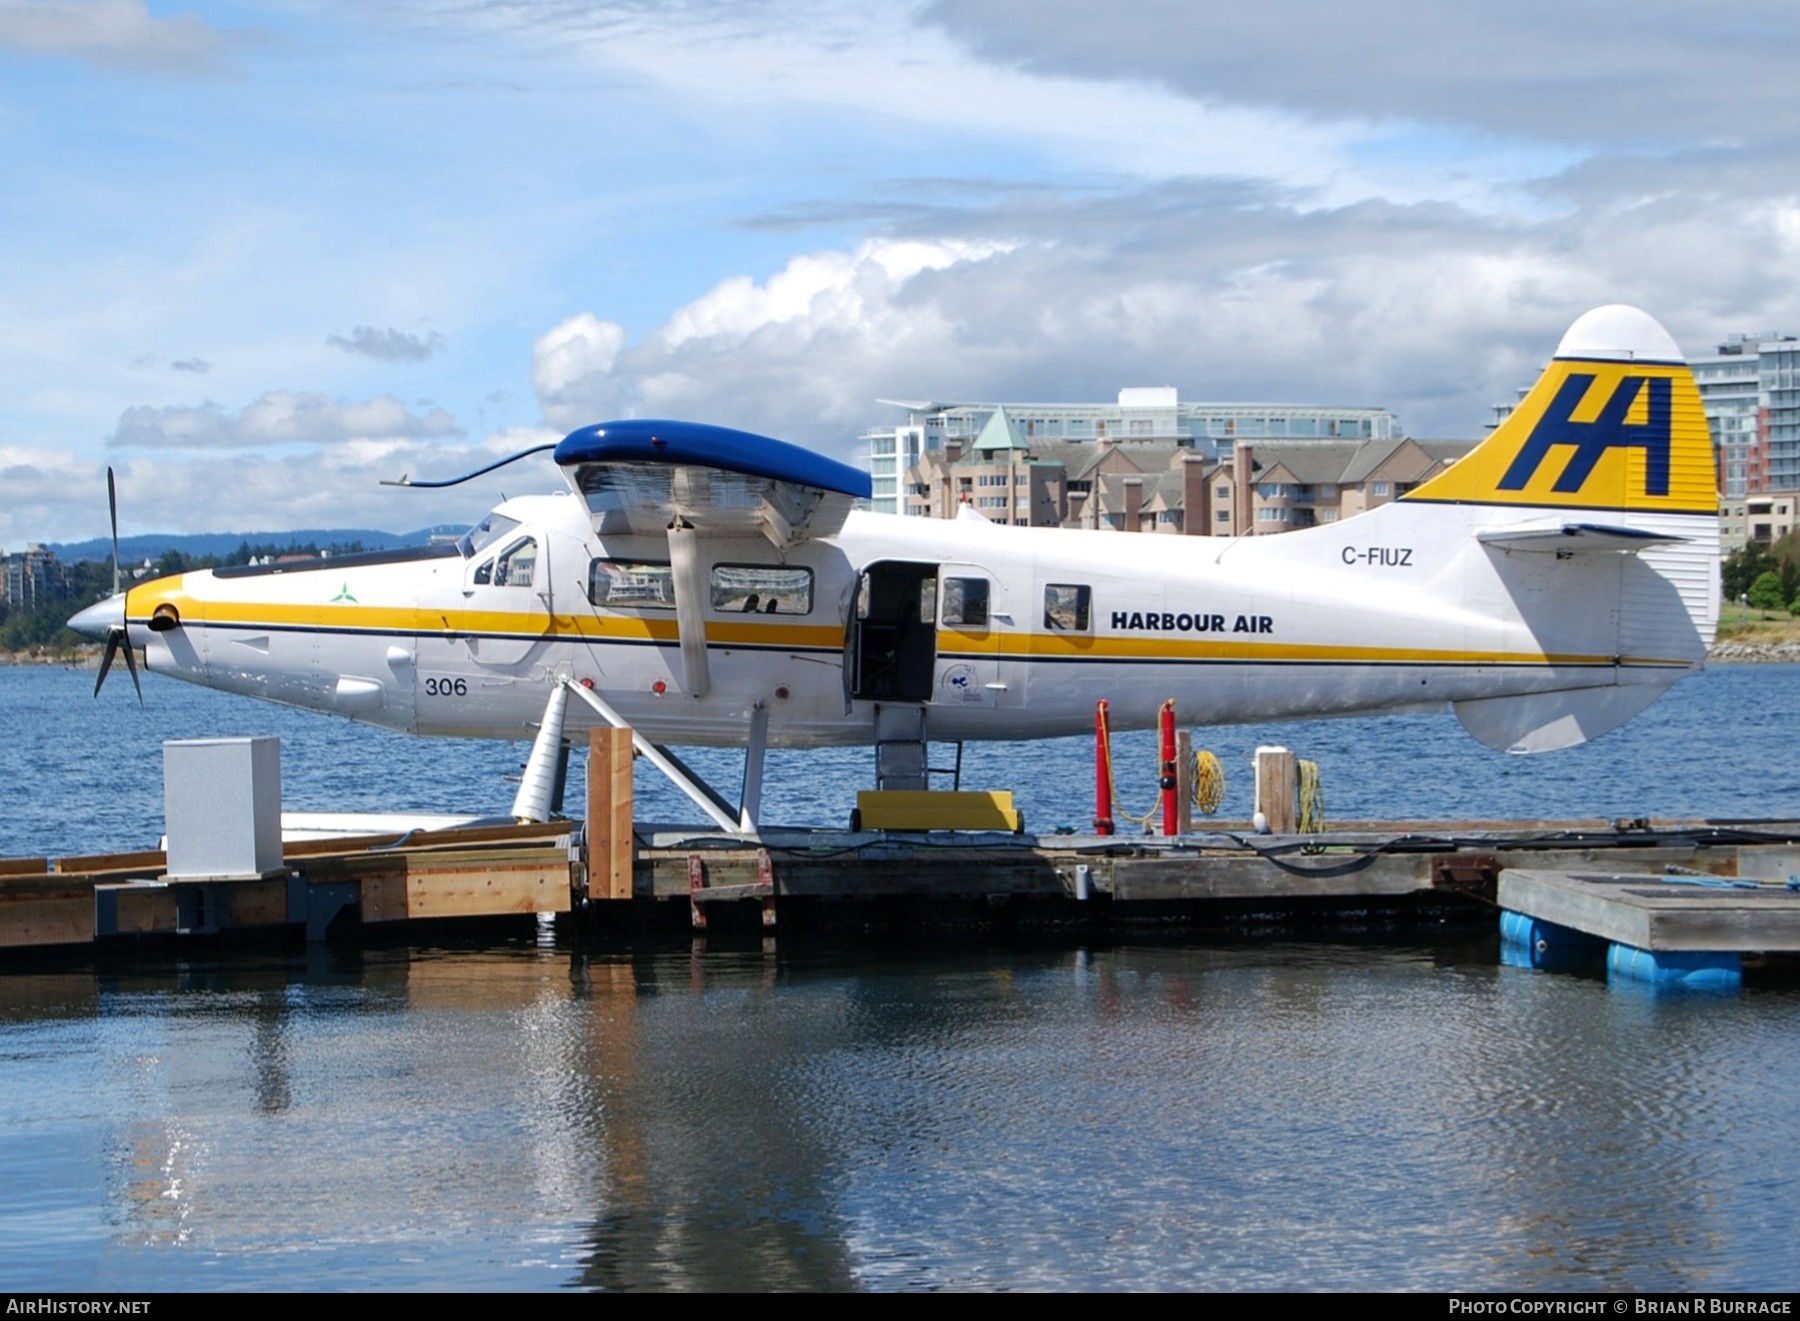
554, 419, 872, 500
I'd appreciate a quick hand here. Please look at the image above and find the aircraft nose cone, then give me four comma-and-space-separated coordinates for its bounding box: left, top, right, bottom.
68, 592, 125, 640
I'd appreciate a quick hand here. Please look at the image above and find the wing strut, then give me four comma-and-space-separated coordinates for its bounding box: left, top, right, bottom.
561, 680, 770, 835
666, 522, 712, 698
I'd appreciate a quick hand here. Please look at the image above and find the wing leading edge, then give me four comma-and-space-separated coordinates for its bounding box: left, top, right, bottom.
555, 419, 872, 546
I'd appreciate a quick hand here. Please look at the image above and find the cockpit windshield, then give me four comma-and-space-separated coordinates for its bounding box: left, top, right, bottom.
458, 513, 521, 558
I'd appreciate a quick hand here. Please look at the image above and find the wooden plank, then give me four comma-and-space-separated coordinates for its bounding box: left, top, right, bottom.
0, 890, 96, 947
107, 885, 180, 936
1176, 731, 1194, 836
0, 858, 49, 877
1113, 852, 1430, 900
282, 820, 569, 860
225, 878, 292, 928
54, 849, 166, 876
588, 726, 635, 900
400, 857, 569, 919
355, 870, 409, 925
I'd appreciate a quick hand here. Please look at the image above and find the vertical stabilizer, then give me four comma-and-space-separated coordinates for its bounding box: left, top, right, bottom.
1403, 305, 1719, 648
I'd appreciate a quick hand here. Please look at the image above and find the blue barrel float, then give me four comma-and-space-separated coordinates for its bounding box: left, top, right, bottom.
1606, 943, 1741, 991
1499, 910, 1603, 971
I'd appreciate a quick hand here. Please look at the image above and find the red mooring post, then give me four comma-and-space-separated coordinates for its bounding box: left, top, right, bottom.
1094, 701, 1115, 835
1158, 698, 1178, 836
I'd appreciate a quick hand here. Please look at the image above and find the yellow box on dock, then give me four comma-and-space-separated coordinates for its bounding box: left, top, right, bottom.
854, 790, 1022, 833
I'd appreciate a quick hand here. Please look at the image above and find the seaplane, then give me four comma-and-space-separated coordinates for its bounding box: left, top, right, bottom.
71, 305, 1719, 833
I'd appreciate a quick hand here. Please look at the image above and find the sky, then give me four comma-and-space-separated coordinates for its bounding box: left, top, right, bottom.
4, 0, 1799, 544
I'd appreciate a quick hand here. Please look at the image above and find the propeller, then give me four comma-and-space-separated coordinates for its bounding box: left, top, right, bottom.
93, 466, 141, 704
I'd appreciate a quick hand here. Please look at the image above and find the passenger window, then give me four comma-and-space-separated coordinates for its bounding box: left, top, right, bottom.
494, 538, 537, 588
710, 565, 813, 615
1044, 584, 1091, 631
942, 577, 989, 627
589, 559, 676, 608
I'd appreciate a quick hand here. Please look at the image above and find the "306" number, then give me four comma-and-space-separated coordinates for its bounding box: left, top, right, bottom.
424, 677, 468, 697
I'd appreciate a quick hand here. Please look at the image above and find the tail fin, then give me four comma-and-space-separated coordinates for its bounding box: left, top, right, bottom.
1404, 306, 1720, 753
1404, 305, 1715, 518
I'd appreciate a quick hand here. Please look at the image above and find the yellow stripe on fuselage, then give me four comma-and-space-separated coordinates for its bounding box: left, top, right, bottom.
129, 583, 1692, 670
128, 584, 846, 649
951, 633, 1688, 668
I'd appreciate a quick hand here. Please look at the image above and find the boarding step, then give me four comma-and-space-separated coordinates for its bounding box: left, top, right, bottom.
874, 702, 928, 791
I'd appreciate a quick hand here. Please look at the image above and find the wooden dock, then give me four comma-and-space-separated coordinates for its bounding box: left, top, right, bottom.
8, 811, 1800, 951
5, 726, 1800, 954
1498, 865, 1800, 988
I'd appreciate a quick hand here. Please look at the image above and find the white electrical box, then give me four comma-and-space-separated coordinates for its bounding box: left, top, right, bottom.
163, 737, 283, 878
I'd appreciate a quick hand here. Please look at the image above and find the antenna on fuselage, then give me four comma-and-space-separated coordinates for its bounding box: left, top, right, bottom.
380, 442, 558, 489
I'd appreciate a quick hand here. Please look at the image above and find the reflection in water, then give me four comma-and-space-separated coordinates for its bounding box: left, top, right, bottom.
3, 934, 1800, 1291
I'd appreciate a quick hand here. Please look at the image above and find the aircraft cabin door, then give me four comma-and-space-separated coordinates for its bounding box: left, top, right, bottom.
850, 561, 937, 702
933, 563, 1003, 709
463, 533, 555, 670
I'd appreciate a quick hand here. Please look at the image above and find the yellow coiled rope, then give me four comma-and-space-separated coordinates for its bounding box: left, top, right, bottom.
1192, 749, 1225, 817
1101, 732, 1229, 827
1297, 758, 1326, 833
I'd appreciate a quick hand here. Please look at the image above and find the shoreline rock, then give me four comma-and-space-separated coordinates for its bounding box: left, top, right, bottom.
1708, 641, 1800, 663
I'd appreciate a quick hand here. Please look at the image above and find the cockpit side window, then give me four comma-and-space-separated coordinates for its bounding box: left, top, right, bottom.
459, 513, 521, 559
495, 538, 537, 588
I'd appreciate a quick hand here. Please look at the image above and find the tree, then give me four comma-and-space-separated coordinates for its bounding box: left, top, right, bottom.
1748, 570, 1787, 611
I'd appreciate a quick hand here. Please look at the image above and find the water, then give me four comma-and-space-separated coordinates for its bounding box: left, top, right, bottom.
2, 664, 1799, 1291
3, 662, 1798, 860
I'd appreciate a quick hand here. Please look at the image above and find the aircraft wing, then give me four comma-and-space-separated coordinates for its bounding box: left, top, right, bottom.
1475, 520, 1690, 553
554, 419, 871, 547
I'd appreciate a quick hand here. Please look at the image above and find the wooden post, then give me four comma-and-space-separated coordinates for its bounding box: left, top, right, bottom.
1253, 745, 1297, 835
1176, 730, 1194, 835
587, 726, 635, 900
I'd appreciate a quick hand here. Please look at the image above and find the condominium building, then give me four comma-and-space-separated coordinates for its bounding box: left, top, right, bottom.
900, 404, 1473, 535
862, 389, 1402, 517
0, 545, 67, 612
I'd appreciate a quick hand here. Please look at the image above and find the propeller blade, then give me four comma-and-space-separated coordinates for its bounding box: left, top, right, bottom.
93, 630, 116, 698
107, 466, 120, 596
118, 626, 143, 704
92, 625, 143, 704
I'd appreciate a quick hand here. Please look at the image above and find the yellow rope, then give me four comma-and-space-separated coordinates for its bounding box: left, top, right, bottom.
1297, 758, 1326, 833
1103, 730, 1229, 826
1192, 749, 1225, 817
1104, 732, 1163, 826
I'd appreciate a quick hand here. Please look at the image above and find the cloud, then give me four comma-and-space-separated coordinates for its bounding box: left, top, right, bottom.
110, 391, 463, 450
0, 0, 249, 74
327, 325, 448, 362
169, 357, 210, 374
526, 180, 1800, 453
0, 430, 567, 544
920, 0, 1800, 149
531, 314, 629, 431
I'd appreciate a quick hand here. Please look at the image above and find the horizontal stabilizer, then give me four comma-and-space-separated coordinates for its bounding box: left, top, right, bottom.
1476, 521, 1689, 554
1453, 681, 1674, 755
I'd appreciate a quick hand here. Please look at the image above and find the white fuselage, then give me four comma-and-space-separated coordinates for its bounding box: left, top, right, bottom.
122, 487, 1710, 752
